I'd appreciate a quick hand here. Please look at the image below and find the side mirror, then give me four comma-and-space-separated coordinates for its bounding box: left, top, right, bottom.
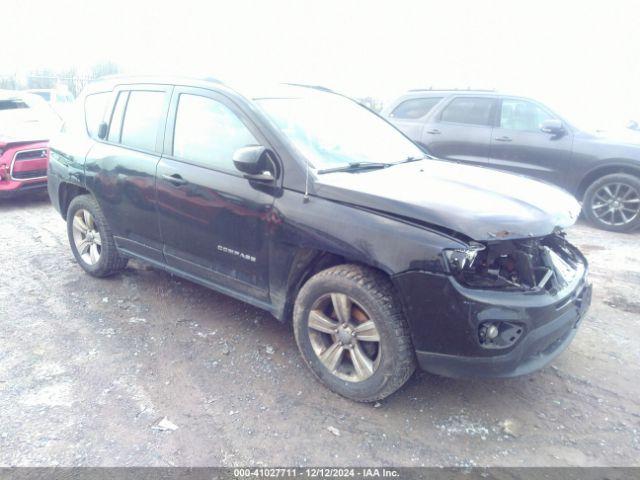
97, 122, 108, 140
540, 119, 564, 135
232, 145, 276, 181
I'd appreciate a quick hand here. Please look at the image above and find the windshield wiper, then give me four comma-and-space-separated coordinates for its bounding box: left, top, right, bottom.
317, 162, 392, 174
397, 154, 431, 164
317, 155, 432, 174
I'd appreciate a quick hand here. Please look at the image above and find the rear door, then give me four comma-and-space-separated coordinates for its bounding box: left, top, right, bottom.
420, 95, 497, 166
488, 97, 573, 186
156, 86, 277, 301
85, 84, 172, 262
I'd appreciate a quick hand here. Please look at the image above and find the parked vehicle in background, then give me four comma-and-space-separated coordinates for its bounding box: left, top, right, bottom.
48, 76, 591, 401
0, 139, 49, 197
27, 87, 75, 119
0, 90, 59, 197
384, 90, 640, 232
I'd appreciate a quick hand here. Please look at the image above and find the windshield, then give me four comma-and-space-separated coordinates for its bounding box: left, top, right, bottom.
256, 93, 424, 169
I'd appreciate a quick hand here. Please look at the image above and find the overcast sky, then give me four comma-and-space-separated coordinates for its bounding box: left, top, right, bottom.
3, 0, 640, 129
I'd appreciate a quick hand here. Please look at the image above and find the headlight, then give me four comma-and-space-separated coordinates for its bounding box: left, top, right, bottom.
443, 242, 485, 273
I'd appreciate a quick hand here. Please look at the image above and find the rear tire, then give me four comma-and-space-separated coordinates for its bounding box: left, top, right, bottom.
66, 194, 128, 277
293, 264, 416, 402
583, 173, 640, 232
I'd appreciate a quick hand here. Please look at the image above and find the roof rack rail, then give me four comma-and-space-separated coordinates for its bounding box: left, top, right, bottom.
283, 83, 334, 93
92, 74, 224, 85
408, 87, 496, 92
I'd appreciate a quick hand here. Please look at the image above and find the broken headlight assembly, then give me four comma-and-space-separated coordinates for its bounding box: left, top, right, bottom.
444, 233, 584, 292
442, 242, 485, 273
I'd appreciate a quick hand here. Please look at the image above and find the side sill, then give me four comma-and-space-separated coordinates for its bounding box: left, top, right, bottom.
116, 246, 277, 318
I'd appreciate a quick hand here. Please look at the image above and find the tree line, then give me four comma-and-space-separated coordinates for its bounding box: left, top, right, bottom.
0, 62, 120, 97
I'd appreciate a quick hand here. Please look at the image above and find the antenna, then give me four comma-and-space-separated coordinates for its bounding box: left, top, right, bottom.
303, 160, 310, 203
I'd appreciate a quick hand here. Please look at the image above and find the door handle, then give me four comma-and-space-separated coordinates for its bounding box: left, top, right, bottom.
162, 173, 188, 186
494, 136, 512, 142
426, 129, 441, 135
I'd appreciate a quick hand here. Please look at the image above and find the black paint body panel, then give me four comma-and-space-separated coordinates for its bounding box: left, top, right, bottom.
47, 76, 591, 378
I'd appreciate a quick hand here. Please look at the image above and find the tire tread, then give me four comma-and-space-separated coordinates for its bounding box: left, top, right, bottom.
294, 263, 416, 402
67, 194, 128, 277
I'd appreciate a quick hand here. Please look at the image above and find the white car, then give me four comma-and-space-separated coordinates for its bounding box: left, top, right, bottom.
0, 90, 62, 140
27, 88, 75, 119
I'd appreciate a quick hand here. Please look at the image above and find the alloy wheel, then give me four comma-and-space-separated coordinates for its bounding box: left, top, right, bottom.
307, 293, 381, 382
72, 209, 102, 265
590, 182, 640, 227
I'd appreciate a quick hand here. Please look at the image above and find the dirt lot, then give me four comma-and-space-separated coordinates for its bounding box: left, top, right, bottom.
1, 196, 639, 467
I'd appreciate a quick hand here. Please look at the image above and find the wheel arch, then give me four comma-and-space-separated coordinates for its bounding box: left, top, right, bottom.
577, 162, 640, 200
58, 182, 91, 219
275, 248, 394, 322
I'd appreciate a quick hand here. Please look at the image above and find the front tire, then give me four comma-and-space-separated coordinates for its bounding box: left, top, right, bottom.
293, 264, 416, 402
66, 194, 128, 277
583, 173, 640, 232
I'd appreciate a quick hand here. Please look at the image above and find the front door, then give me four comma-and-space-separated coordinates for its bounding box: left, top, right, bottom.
420, 96, 497, 166
489, 97, 574, 188
156, 87, 276, 301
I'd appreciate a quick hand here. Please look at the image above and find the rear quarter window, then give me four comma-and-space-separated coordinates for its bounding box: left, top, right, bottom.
390, 97, 443, 119
84, 92, 110, 138
0, 99, 29, 110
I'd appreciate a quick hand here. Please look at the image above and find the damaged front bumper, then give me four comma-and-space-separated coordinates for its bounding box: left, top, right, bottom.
394, 233, 592, 378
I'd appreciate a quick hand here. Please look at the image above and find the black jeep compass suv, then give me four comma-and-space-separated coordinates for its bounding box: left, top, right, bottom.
48, 76, 592, 401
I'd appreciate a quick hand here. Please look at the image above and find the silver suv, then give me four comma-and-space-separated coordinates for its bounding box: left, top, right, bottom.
383, 90, 640, 232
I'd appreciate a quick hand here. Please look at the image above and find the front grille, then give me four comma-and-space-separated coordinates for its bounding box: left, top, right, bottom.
15, 149, 47, 161
11, 148, 49, 181
12, 169, 47, 180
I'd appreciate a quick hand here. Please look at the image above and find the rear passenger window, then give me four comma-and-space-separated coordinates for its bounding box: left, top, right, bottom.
440, 97, 495, 126
84, 92, 109, 139
0, 99, 29, 110
390, 97, 442, 119
120, 91, 165, 152
173, 94, 258, 171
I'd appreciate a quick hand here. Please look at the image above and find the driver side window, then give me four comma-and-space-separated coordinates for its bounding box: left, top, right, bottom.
173, 94, 258, 172
500, 99, 555, 132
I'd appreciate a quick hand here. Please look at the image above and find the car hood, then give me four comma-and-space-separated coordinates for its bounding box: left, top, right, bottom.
314, 159, 581, 241
585, 129, 640, 146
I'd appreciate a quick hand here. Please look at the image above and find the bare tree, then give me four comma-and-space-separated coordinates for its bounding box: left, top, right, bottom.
357, 96, 384, 113
90, 61, 120, 79
0, 76, 18, 90
17, 61, 121, 97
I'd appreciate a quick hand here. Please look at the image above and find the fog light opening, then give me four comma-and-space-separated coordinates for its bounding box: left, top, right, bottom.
479, 321, 524, 349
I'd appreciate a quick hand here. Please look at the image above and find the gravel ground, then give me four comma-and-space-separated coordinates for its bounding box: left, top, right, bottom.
1, 195, 639, 467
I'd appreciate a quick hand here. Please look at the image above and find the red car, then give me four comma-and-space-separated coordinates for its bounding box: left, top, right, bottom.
0, 90, 60, 198
0, 140, 49, 197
